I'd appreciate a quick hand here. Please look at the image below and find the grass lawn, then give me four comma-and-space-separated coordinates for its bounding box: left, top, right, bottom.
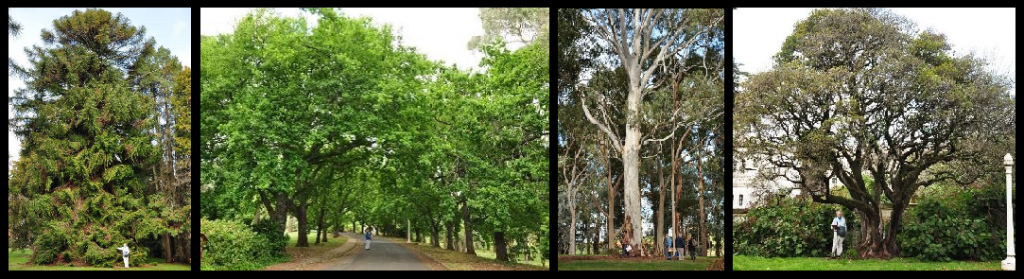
417, 235, 548, 267
283, 230, 346, 259
732, 255, 1001, 270
9, 248, 191, 270
558, 256, 716, 270
404, 242, 548, 270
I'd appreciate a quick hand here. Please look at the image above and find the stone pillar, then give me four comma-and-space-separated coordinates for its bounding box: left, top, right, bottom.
1003, 153, 1015, 271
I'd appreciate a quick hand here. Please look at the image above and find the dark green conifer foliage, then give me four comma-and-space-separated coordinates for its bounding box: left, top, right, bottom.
9, 9, 162, 267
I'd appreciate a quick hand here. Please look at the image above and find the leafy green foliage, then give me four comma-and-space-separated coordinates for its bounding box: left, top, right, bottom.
200, 218, 285, 270
737, 8, 1014, 257
7, 9, 176, 267
899, 184, 1012, 261
734, 199, 859, 258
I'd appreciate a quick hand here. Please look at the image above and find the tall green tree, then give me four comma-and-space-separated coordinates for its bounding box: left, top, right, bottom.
200, 8, 430, 247
578, 8, 723, 250
736, 8, 1015, 258
8, 9, 165, 267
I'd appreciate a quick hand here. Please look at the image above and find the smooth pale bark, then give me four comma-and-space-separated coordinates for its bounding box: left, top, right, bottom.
622, 87, 643, 248
655, 158, 665, 255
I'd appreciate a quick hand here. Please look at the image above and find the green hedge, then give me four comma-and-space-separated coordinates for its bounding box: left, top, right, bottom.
899, 184, 1012, 261
200, 218, 287, 270
733, 198, 859, 257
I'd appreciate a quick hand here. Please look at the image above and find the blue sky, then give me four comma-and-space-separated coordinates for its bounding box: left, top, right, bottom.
8, 8, 191, 165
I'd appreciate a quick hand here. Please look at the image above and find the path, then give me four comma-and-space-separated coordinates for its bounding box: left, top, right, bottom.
322, 233, 432, 270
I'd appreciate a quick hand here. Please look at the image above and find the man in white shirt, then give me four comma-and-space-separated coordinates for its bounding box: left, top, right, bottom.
116, 243, 130, 268
830, 210, 846, 258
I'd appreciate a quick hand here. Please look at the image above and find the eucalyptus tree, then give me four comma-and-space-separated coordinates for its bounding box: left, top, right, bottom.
579, 8, 723, 247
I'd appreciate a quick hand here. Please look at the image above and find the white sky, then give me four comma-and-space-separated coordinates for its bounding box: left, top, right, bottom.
734, 8, 1015, 95
8, 8, 191, 168
200, 8, 486, 71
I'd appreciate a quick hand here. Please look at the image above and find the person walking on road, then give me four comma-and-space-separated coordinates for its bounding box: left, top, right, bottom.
364, 226, 374, 250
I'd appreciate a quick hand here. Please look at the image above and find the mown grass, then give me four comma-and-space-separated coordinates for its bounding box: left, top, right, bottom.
557, 256, 715, 270
9, 248, 191, 270
732, 255, 1001, 270
404, 242, 548, 270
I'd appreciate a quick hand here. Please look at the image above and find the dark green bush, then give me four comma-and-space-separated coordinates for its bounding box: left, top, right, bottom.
200, 218, 286, 270
251, 220, 288, 256
32, 226, 69, 264
733, 198, 858, 257
899, 184, 1011, 261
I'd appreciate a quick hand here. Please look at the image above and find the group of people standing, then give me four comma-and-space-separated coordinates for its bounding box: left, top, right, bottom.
663, 231, 697, 261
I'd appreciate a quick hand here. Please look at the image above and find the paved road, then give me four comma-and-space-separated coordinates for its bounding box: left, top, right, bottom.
325, 233, 431, 270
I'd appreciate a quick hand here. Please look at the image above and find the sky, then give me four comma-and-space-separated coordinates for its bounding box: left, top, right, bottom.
200, 8, 486, 71
734, 8, 1015, 93
8, 8, 192, 166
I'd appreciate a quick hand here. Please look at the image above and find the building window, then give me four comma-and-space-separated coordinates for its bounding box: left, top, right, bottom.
739, 195, 744, 207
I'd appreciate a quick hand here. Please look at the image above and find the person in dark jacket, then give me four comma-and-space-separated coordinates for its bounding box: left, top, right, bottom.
687, 234, 697, 261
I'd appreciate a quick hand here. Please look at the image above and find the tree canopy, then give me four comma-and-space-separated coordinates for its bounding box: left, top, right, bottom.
736, 8, 1015, 258
200, 8, 549, 269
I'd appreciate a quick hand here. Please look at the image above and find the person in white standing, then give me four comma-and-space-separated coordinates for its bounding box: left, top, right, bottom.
364, 226, 373, 250
116, 243, 130, 268
830, 210, 847, 259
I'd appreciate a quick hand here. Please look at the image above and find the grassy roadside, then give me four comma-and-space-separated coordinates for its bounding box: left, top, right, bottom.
557, 256, 716, 270
9, 248, 191, 270
732, 255, 1001, 270
402, 242, 548, 270
415, 235, 547, 267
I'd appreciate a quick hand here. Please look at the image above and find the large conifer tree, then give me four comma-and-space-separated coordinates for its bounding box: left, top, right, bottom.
8, 9, 164, 267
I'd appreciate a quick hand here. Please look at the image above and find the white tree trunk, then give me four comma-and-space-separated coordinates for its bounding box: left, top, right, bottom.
568, 199, 577, 255
623, 85, 643, 248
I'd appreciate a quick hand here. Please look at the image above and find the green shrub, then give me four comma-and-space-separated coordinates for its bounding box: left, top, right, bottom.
83, 243, 116, 267
200, 218, 285, 270
733, 198, 858, 257
899, 183, 1011, 261
32, 226, 69, 264
251, 220, 288, 256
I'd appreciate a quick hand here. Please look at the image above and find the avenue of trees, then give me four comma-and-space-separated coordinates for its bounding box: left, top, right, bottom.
199, 8, 549, 269
735, 8, 1015, 258
8, 9, 192, 267
558, 8, 726, 257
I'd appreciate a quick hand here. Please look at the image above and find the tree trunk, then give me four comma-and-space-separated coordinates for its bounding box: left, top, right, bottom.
494, 231, 509, 261
295, 199, 310, 247
315, 204, 326, 244
656, 158, 665, 255
623, 85, 643, 248
698, 153, 706, 256
606, 150, 616, 253
162, 233, 172, 262
200, 233, 208, 261
415, 228, 422, 243
430, 222, 441, 248
445, 221, 455, 250
461, 197, 476, 255
253, 205, 261, 225
568, 199, 576, 255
